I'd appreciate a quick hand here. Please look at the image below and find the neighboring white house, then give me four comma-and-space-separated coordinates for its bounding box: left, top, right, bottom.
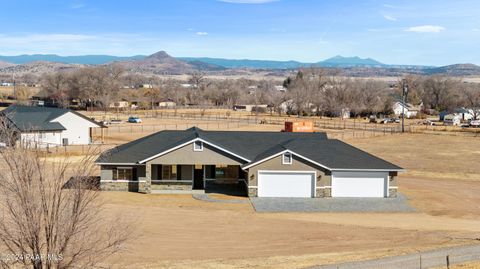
158, 100, 176, 108
1, 105, 104, 147
442, 108, 475, 126
393, 101, 422, 118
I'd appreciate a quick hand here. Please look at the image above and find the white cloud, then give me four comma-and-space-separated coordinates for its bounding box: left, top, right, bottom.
196, 32, 208, 36
218, 0, 278, 4
383, 15, 397, 21
405, 25, 445, 33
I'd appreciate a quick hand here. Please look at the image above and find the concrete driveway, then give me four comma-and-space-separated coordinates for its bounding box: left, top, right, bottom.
250, 193, 415, 212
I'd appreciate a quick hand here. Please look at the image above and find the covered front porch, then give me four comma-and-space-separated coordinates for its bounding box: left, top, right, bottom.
149, 164, 247, 196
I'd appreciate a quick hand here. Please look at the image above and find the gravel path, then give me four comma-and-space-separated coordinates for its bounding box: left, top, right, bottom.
308, 243, 480, 269
192, 193, 250, 204
250, 193, 415, 212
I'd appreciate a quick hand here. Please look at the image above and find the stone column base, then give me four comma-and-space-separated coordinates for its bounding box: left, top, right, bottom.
388, 188, 398, 198
248, 188, 258, 197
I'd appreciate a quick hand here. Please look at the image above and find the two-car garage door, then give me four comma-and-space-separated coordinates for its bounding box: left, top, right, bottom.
332, 171, 388, 198
258, 172, 315, 198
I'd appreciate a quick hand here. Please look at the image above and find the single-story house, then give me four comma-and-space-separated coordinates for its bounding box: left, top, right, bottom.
158, 99, 176, 108
233, 104, 268, 112
393, 101, 422, 119
1, 105, 104, 147
441, 108, 475, 126
96, 127, 403, 198
109, 101, 130, 109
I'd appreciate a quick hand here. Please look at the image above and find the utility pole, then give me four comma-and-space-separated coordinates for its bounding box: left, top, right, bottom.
12, 72, 16, 101
401, 79, 409, 133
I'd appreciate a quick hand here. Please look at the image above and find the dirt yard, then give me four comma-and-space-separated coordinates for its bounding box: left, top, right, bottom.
84, 132, 480, 269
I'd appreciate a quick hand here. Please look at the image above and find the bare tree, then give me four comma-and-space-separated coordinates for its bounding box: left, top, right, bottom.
308, 69, 328, 116
461, 83, 480, 119
357, 79, 389, 116
0, 122, 130, 269
287, 70, 311, 116
422, 76, 461, 111
15, 85, 33, 105
42, 73, 70, 108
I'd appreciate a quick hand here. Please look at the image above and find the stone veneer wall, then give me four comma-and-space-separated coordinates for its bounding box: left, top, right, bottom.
248, 188, 257, 197
389, 188, 398, 198
101, 181, 139, 192
151, 182, 193, 191
315, 188, 332, 198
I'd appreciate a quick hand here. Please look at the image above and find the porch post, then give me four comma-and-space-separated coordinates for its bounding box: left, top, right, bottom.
142, 162, 152, 193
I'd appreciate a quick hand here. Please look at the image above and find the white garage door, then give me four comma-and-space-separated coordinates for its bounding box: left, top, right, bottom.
258, 171, 315, 198
332, 171, 388, 198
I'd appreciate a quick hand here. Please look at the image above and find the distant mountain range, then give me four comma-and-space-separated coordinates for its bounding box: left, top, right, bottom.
0, 51, 480, 77
0, 54, 144, 65
0, 53, 400, 69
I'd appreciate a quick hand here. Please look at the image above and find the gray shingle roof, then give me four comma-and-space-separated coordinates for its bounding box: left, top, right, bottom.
97, 127, 402, 171
1, 105, 102, 132
278, 138, 402, 170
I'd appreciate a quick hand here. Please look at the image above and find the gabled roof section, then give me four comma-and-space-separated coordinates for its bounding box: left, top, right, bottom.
1, 105, 103, 132
96, 127, 328, 164
97, 128, 199, 164
284, 139, 402, 171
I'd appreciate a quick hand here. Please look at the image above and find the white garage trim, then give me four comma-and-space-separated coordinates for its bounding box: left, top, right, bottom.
331, 168, 405, 172
332, 171, 389, 198
257, 170, 316, 198
243, 150, 331, 170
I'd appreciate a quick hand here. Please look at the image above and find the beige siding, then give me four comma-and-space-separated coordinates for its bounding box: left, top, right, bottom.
247, 154, 331, 188
148, 143, 244, 165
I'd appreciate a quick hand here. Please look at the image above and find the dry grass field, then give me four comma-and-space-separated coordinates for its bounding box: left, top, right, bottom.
83, 130, 480, 269
5, 108, 478, 268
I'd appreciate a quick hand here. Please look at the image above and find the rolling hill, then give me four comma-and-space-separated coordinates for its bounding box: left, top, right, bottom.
318, 55, 385, 67
115, 51, 225, 74
426, 64, 480, 76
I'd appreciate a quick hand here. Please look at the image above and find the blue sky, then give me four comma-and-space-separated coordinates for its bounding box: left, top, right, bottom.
1, 0, 479, 65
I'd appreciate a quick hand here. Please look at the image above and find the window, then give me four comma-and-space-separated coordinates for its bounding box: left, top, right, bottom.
113, 167, 133, 181
215, 165, 238, 179
282, 152, 293, 164
162, 165, 177, 180
193, 141, 203, 151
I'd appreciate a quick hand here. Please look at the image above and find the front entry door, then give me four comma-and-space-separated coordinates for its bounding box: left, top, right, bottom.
193, 166, 204, 190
